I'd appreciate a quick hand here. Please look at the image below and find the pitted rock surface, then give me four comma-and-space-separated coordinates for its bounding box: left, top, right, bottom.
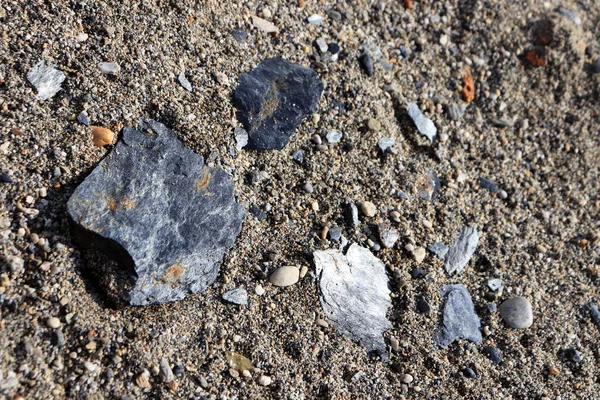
67, 119, 245, 305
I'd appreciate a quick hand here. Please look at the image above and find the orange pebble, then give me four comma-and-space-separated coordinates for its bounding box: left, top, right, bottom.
403, 0, 414, 9
525, 49, 546, 68
462, 68, 475, 103
91, 126, 114, 148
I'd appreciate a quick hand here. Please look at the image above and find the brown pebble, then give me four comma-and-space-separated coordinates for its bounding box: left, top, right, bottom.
91, 126, 114, 148
548, 366, 559, 376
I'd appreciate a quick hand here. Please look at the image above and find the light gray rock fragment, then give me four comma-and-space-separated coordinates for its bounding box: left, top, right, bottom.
434, 284, 482, 348
98, 62, 120, 75
234, 127, 249, 150
446, 102, 466, 121
428, 242, 449, 260
407, 102, 437, 141
159, 358, 174, 383
326, 130, 343, 143
487, 279, 502, 292
178, 72, 193, 92
444, 227, 481, 275
556, 7, 581, 25
378, 137, 395, 152
27, 61, 65, 100
314, 244, 392, 360
67, 119, 245, 306
377, 223, 399, 249
222, 288, 248, 306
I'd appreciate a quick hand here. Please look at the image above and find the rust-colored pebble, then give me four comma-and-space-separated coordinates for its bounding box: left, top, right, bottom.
91, 126, 114, 148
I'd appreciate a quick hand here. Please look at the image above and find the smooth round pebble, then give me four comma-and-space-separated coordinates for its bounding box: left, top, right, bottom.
254, 285, 265, 296
91, 126, 114, 148
481, 346, 503, 364
499, 296, 533, 329
367, 118, 381, 131
47, 317, 61, 329
258, 375, 272, 386
399, 373, 413, 384
269, 266, 299, 287
361, 201, 376, 217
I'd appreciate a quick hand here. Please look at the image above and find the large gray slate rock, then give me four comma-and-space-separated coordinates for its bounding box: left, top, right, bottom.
434, 284, 482, 348
67, 120, 245, 306
233, 57, 323, 150
314, 244, 392, 361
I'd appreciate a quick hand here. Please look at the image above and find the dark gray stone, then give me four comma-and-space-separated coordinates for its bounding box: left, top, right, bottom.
233, 57, 323, 150
481, 346, 503, 364
416, 295, 431, 314
480, 177, 500, 193
0, 173, 13, 183
446, 102, 465, 121
410, 268, 427, 279
249, 204, 266, 220
67, 119, 245, 306
562, 348, 583, 363
358, 51, 374, 76
593, 58, 600, 74
434, 284, 482, 348
462, 367, 477, 379
328, 226, 342, 242
345, 203, 359, 227
588, 302, 600, 328
77, 112, 90, 126
314, 244, 392, 361
230, 29, 248, 43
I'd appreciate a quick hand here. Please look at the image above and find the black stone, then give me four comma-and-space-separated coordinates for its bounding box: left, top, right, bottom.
77, 112, 90, 126
562, 348, 583, 363
230, 29, 248, 43
587, 302, 600, 328
410, 268, 427, 279
481, 345, 503, 364
67, 120, 245, 306
480, 177, 500, 193
173, 364, 185, 376
328, 42, 340, 54
51, 330, 65, 347
462, 367, 477, 379
593, 57, 600, 74
416, 295, 431, 314
328, 226, 342, 242
233, 57, 323, 150
249, 204, 267, 221
358, 51, 374, 76
0, 173, 13, 183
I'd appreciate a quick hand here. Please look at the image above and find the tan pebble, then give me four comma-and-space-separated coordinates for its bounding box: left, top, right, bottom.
316, 318, 329, 328
311, 201, 319, 211
258, 375, 272, 386
422, 219, 433, 229
367, 118, 381, 131
47, 317, 61, 329
361, 201, 377, 217
136, 372, 152, 389
299, 265, 308, 279
269, 266, 299, 287
536, 244, 547, 253
91, 126, 114, 148
242, 370, 252, 378
321, 226, 329, 240
412, 247, 426, 263
390, 337, 400, 351
548, 366, 559, 376
229, 368, 239, 378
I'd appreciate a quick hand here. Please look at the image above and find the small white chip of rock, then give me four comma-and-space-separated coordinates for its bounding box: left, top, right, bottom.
407, 102, 437, 141
378, 137, 395, 152
326, 130, 343, 143
314, 244, 392, 360
269, 266, 299, 287
222, 288, 248, 306
98, 62, 120, 75
254, 285, 265, 296
27, 61, 66, 100
258, 375, 272, 386
252, 15, 278, 33
487, 279, 502, 292
444, 226, 481, 275
307, 14, 324, 24
234, 127, 249, 150
178, 72, 192, 92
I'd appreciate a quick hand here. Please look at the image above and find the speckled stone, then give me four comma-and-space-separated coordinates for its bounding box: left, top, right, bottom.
499, 297, 533, 329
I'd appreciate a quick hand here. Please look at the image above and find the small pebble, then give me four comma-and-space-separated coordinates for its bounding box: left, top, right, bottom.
361, 201, 376, 217
399, 373, 414, 384
299, 266, 308, 279
367, 118, 381, 131
311, 134, 322, 145
378, 137, 395, 152
359, 51, 374, 77
255, 285, 265, 296
593, 58, 600, 74
412, 247, 426, 263
269, 266, 299, 287
77, 112, 90, 126
47, 317, 61, 329
98, 62, 120, 75
326, 130, 343, 144
292, 150, 304, 164
548, 366, 560, 376
328, 42, 340, 54
258, 375, 272, 386
91, 126, 114, 148
178, 72, 193, 92
307, 14, 324, 24
481, 346, 503, 364
303, 182, 314, 193
410, 268, 427, 279
462, 368, 477, 379
159, 358, 174, 383
487, 279, 502, 292
499, 297, 533, 329
563, 348, 583, 363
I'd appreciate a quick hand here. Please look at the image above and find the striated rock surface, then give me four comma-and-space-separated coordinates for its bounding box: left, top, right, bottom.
233, 57, 323, 150
67, 119, 245, 305
434, 284, 482, 348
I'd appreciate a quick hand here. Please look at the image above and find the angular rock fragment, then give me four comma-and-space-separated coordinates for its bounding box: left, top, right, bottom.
428, 241, 449, 260
407, 103, 437, 141
314, 244, 392, 360
222, 288, 248, 306
444, 227, 481, 275
377, 223, 399, 249
480, 177, 500, 193
178, 72, 192, 92
588, 302, 600, 329
434, 284, 482, 348
233, 57, 323, 150
27, 61, 66, 100
358, 51, 374, 76
378, 137, 395, 152
233, 127, 249, 150
252, 15, 278, 34
67, 119, 245, 306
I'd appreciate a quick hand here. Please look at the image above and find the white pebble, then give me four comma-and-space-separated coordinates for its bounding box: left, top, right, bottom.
307, 14, 324, 24
98, 62, 120, 75
254, 285, 265, 296
47, 317, 61, 329
258, 375, 272, 386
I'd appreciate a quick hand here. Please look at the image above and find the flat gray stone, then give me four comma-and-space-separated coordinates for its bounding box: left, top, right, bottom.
222, 288, 248, 306
444, 227, 481, 275
378, 137, 395, 152
499, 297, 533, 329
27, 61, 65, 100
178, 72, 193, 92
314, 244, 392, 360
407, 102, 437, 141
434, 284, 482, 348
233, 57, 323, 150
428, 241, 449, 260
67, 119, 245, 306
377, 223, 399, 249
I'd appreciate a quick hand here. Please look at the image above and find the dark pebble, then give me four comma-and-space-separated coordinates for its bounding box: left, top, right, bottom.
173, 364, 185, 376
328, 42, 340, 54
593, 57, 600, 74
77, 112, 90, 126
410, 268, 427, 279
562, 348, 583, 363
105, 369, 114, 379
480, 177, 500, 193
0, 173, 13, 183
462, 368, 477, 379
586, 302, 600, 328
358, 51, 374, 77
51, 330, 65, 347
399, 45, 409, 58
416, 295, 431, 314
481, 346, 503, 364
249, 204, 267, 221
292, 149, 304, 164
230, 29, 248, 43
